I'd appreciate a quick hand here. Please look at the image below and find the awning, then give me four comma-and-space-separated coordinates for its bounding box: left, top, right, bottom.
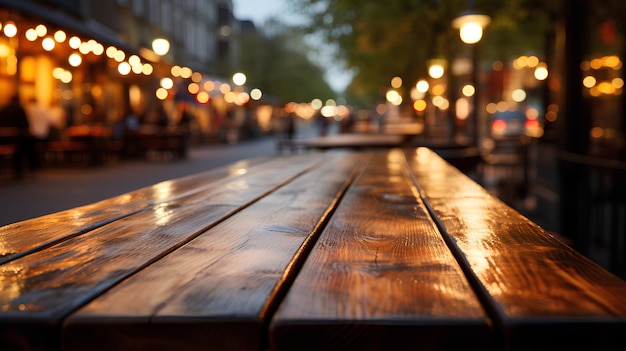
0, 0, 140, 55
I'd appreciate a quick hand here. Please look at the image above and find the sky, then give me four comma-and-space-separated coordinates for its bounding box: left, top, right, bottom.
232, 0, 297, 26
232, 0, 352, 94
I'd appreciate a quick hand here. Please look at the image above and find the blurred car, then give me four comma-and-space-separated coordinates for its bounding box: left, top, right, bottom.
490, 110, 543, 139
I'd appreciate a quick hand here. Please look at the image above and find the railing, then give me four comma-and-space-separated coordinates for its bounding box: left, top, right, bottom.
560, 152, 626, 279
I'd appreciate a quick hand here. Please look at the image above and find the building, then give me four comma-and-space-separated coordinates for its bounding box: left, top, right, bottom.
0, 0, 240, 142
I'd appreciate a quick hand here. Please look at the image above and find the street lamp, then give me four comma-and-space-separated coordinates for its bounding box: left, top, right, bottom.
452, 2, 490, 147
452, 11, 491, 44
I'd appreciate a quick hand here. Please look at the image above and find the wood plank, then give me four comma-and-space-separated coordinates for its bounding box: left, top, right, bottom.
0, 153, 326, 351
270, 149, 491, 351
0, 156, 274, 264
292, 133, 404, 150
405, 147, 626, 350
62, 152, 365, 351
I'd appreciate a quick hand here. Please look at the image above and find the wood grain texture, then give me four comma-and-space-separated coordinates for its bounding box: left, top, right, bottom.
405, 147, 626, 350
271, 149, 491, 351
0, 153, 325, 351
0, 157, 272, 265
292, 133, 404, 150
63, 152, 365, 351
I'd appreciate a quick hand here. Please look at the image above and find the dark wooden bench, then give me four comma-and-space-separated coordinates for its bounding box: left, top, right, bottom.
0, 148, 624, 351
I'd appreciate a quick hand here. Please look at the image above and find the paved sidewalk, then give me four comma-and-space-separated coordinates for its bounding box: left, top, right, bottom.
1, 136, 281, 226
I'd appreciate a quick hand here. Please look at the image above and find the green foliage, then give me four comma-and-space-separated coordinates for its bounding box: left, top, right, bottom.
292, 0, 554, 106
234, 19, 335, 104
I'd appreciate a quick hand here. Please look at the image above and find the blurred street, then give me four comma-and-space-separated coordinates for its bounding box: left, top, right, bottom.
0, 136, 280, 226
1, 122, 560, 232
3, 125, 625, 281
1, 2, 626, 349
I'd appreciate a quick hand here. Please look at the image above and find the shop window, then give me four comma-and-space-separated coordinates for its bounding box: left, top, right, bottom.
582, 5, 625, 157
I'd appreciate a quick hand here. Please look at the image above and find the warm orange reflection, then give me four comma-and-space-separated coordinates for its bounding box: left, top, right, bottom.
0, 263, 26, 311
227, 179, 250, 190
386, 149, 404, 169
151, 181, 175, 202
231, 168, 248, 176
153, 203, 174, 227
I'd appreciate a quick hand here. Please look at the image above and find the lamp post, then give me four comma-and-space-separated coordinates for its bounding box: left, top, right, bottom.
452, 11, 490, 45
452, 3, 490, 147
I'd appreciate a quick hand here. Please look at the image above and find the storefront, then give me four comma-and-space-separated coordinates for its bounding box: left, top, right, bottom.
0, 9, 150, 138
0, 3, 260, 147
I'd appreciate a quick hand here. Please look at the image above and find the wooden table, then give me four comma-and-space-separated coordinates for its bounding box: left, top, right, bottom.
281, 133, 405, 151
1, 148, 625, 351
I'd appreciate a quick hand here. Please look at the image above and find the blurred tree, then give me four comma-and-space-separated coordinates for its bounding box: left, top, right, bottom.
291, 0, 554, 106
234, 18, 335, 104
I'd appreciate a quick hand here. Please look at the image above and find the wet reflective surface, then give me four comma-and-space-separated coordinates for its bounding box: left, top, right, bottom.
1, 149, 625, 350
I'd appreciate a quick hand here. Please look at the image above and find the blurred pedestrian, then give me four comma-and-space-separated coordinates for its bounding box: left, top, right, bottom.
315, 110, 329, 137
25, 97, 51, 141
286, 111, 296, 140
0, 95, 29, 130
177, 103, 193, 158
340, 110, 355, 133
157, 104, 170, 128
25, 97, 53, 170
0, 95, 32, 177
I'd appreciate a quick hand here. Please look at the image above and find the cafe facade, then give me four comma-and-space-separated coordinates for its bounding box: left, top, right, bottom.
0, 0, 242, 143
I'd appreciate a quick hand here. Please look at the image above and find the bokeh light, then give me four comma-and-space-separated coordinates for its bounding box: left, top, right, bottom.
512, 89, 527, 102
233, 72, 247, 86
196, 91, 210, 104
386, 90, 402, 106
25, 28, 38, 41
534, 63, 549, 80
204, 81, 215, 91
220, 83, 231, 94
152, 38, 170, 56
428, 64, 445, 79
54, 30, 66, 43
42, 37, 55, 51
69, 36, 81, 49
187, 82, 200, 94
156, 88, 168, 100
391, 76, 403, 88
462, 84, 475, 97
3, 22, 17, 37
35, 24, 47, 37
416, 80, 429, 93
413, 99, 427, 112
68, 53, 82, 67
60, 70, 72, 83
118, 62, 131, 75
142, 63, 153, 75
459, 22, 483, 44
160, 77, 174, 89
250, 88, 263, 100
311, 98, 323, 110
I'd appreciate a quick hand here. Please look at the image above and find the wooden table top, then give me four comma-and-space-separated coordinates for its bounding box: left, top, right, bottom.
0, 148, 625, 351
288, 133, 405, 150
